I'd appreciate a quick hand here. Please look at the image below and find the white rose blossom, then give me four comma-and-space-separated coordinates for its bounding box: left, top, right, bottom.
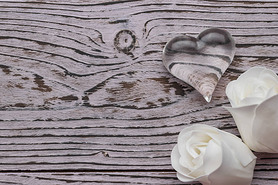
171, 124, 256, 185
226, 66, 278, 153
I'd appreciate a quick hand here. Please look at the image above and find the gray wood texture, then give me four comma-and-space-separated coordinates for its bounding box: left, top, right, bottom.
0, 0, 277, 184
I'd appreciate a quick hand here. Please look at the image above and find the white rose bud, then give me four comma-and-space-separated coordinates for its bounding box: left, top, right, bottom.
226, 66, 278, 153
171, 124, 256, 185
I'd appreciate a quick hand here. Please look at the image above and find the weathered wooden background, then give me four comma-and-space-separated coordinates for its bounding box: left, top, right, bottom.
0, 0, 277, 184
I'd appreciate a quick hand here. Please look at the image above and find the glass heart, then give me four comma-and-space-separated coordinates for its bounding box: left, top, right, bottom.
162, 28, 235, 102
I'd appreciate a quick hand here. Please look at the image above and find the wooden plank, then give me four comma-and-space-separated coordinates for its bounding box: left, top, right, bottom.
0, 0, 277, 184
0, 171, 277, 185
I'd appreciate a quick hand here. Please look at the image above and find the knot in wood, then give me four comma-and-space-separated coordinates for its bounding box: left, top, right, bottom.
114, 30, 136, 54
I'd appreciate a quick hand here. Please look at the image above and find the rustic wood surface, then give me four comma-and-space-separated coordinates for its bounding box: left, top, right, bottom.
0, 0, 277, 184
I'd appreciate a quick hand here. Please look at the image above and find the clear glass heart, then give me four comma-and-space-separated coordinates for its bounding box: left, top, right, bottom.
163, 28, 235, 102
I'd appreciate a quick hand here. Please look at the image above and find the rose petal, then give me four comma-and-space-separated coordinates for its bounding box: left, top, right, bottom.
226, 80, 243, 107
226, 66, 277, 107
240, 96, 264, 107
207, 139, 256, 185
203, 139, 222, 174
238, 67, 266, 81
171, 145, 193, 182
172, 124, 256, 185
253, 94, 278, 153
261, 71, 278, 98
224, 105, 256, 150
178, 126, 215, 161
178, 131, 194, 169
226, 78, 261, 107
260, 67, 278, 83
177, 172, 199, 184
266, 87, 278, 99
175, 125, 223, 183
225, 105, 272, 152
189, 140, 219, 177
219, 131, 256, 166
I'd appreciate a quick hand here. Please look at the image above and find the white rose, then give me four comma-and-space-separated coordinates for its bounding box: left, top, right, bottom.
171, 124, 256, 185
226, 66, 278, 153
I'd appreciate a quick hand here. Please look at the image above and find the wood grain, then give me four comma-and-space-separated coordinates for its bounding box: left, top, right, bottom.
0, 0, 277, 184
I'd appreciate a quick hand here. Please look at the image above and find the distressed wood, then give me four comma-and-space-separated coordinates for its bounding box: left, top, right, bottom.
0, 0, 277, 184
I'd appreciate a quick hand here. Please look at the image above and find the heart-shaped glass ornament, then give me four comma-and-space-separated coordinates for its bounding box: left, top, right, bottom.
162, 28, 235, 102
